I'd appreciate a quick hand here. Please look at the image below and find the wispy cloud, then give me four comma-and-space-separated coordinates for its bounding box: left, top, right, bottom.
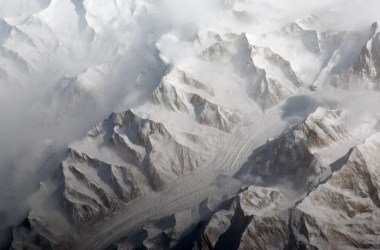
1, 1, 380, 247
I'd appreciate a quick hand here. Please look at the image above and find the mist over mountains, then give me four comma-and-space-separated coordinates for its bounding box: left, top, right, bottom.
1, 0, 380, 249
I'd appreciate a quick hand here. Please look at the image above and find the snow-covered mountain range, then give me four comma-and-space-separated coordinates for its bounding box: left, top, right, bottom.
1, 0, 380, 249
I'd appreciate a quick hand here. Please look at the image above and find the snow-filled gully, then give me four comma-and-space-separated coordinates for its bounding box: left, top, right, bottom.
74, 107, 287, 250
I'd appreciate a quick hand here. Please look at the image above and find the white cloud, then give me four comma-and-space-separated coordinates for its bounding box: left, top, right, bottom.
1, 0, 380, 246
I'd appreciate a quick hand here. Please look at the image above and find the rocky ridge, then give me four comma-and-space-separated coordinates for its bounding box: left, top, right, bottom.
5, 1, 380, 249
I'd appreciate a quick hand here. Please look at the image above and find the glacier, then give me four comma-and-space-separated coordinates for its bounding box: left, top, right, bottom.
1, 0, 380, 249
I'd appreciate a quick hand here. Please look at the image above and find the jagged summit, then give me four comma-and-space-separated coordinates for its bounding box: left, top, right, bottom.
4, 1, 380, 250
295, 133, 380, 249
352, 21, 380, 87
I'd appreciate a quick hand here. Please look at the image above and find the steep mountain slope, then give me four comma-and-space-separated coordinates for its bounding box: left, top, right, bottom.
193, 132, 380, 250
3, 1, 380, 250
194, 111, 379, 249
350, 22, 380, 88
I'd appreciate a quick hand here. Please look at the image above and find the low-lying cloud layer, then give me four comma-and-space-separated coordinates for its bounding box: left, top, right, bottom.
1, 0, 380, 248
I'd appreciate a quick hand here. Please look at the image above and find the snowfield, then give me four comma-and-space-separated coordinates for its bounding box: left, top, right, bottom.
2, 0, 380, 249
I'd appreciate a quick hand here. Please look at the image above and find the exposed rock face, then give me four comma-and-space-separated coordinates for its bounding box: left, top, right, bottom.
283, 16, 322, 54
190, 134, 380, 250
295, 133, 380, 249
249, 46, 303, 109
53, 57, 248, 229
201, 41, 233, 62
200, 33, 304, 109
91, 109, 215, 182
311, 21, 380, 90
298, 108, 347, 147
62, 149, 142, 227
7, 1, 380, 249
352, 22, 380, 89
237, 108, 346, 191
151, 69, 197, 112
190, 94, 241, 132
61, 108, 217, 228
103, 107, 352, 250
150, 68, 240, 132
193, 186, 291, 250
